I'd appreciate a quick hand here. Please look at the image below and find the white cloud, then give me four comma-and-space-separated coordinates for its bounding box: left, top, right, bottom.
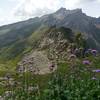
13, 0, 62, 19
0, 0, 100, 26
65, 0, 79, 9
0, 0, 64, 25
14, 0, 98, 19
97, 0, 100, 2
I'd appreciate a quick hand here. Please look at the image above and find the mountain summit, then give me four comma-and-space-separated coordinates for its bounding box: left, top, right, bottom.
56, 8, 82, 15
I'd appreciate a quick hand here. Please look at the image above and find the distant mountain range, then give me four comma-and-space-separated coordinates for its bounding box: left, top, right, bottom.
0, 8, 100, 63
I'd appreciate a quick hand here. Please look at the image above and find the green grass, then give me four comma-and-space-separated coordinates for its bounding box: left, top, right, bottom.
57, 62, 69, 74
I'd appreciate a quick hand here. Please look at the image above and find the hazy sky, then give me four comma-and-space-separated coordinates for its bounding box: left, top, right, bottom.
0, 0, 100, 26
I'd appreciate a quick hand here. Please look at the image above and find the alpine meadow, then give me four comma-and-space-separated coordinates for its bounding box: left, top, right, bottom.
0, 0, 100, 100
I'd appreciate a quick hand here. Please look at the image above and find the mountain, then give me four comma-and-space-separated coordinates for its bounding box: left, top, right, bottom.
40, 8, 100, 49
0, 8, 100, 50
0, 7, 100, 63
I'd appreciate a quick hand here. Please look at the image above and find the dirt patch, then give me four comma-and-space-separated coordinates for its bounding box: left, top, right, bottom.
17, 51, 57, 74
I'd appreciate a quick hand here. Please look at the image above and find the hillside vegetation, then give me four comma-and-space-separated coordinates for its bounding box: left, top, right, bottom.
0, 8, 100, 100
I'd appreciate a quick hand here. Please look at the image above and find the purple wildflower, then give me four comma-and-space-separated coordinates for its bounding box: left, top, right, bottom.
82, 60, 91, 65
49, 63, 55, 71
92, 69, 100, 73
91, 49, 98, 56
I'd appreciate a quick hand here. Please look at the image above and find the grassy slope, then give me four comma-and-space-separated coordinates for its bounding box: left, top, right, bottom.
0, 26, 50, 74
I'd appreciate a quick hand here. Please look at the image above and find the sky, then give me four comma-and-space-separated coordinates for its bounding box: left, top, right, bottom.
0, 0, 100, 26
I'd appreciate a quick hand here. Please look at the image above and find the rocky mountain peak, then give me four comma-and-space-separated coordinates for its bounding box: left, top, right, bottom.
55, 7, 82, 15
56, 7, 67, 13
72, 8, 82, 14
